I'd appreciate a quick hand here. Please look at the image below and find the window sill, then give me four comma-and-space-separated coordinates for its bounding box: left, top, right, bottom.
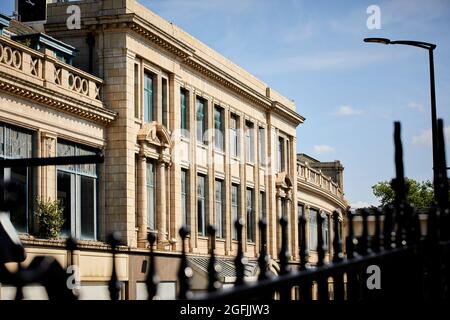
196, 143, 208, 150
134, 118, 142, 125
180, 136, 190, 142
214, 149, 225, 156
231, 156, 240, 162
246, 162, 255, 167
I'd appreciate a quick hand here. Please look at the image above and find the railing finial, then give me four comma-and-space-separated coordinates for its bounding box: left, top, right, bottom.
146, 232, 159, 300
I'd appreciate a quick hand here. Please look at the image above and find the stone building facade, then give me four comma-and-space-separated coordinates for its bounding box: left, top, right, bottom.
0, 0, 348, 299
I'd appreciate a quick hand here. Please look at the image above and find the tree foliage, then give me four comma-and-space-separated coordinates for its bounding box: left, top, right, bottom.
372, 178, 434, 209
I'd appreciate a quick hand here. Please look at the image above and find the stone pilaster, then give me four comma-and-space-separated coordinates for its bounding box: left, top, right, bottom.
136, 155, 147, 248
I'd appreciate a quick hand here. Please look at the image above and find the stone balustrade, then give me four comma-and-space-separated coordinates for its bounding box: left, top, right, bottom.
0, 35, 103, 107
297, 161, 344, 199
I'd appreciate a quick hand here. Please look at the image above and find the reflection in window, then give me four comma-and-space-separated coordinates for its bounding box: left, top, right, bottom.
246, 188, 254, 242
0, 123, 33, 233
144, 72, 154, 122
215, 179, 224, 238
231, 184, 239, 240
197, 175, 206, 236
57, 140, 98, 240
196, 98, 206, 144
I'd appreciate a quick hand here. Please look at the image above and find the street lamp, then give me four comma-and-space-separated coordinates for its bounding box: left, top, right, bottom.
364, 37, 439, 191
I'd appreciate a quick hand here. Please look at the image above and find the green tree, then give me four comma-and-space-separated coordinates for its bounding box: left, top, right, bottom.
372, 178, 434, 209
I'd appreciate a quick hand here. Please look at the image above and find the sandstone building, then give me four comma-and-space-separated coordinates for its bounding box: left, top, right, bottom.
0, 0, 348, 299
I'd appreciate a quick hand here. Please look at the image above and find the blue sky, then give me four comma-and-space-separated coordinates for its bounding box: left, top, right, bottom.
1, 0, 449, 207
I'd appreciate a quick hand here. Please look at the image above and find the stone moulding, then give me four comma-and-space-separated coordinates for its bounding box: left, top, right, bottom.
0, 70, 117, 125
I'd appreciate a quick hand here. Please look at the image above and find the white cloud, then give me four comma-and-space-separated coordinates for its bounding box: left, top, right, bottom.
408, 102, 424, 112
313, 145, 335, 154
351, 201, 374, 209
335, 105, 363, 116
412, 125, 450, 146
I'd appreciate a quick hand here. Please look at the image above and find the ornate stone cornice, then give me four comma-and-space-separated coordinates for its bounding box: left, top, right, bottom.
0, 70, 116, 125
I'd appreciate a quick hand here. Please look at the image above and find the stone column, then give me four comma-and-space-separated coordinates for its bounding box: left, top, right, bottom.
286, 188, 293, 260
290, 136, 299, 260
189, 89, 197, 252
137, 155, 147, 248
157, 159, 168, 249
40, 132, 57, 200
276, 190, 282, 257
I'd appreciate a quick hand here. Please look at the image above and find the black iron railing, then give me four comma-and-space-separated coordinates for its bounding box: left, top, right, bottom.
0, 120, 449, 301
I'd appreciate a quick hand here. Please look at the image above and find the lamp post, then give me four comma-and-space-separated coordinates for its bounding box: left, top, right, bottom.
364, 37, 439, 191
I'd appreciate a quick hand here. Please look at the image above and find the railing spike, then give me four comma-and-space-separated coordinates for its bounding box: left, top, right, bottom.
371, 207, 381, 253
207, 225, 220, 292
358, 209, 370, 256
234, 219, 246, 286
178, 226, 193, 299
383, 205, 394, 250
279, 216, 290, 275
107, 232, 122, 301
258, 219, 270, 281
298, 214, 308, 271
146, 232, 159, 300
332, 211, 343, 263
317, 212, 326, 266
346, 209, 357, 259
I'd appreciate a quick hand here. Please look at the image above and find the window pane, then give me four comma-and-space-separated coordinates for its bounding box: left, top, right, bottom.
246, 122, 254, 162
214, 107, 223, 150
197, 175, 206, 236
215, 180, 223, 238
309, 209, 318, 251
278, 137, 284, 172
57, 170, 72, 237
246, 188, 254, 242
8, 167, 28, 233
230, 115, 238, 157
147, 161, 155, 230
196, 98, 205, 143
180, 89, 187, 134
144, 73, 153, 122
80, 176, 95, 240
231, 184, 239, 240
181, 170, 188, 227
260, 192, 266, 221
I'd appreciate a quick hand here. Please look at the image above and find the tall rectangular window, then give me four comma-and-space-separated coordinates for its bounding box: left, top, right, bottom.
180, 89, 188, 136
147, 161, 156, 230
0, 123, 33, 233
260, 191, 266, 221
196, 97, 206, 143
309, 208, 318, 251
57, 140, 98, 240
323, 213, 329, 249
246, 188, 254, 242
246, 121, 254, 163
197, 175, 206, 236
298, 204, 305, 250
162, 78, 168, 127
144, 72, 154, 122
181, 169, 189, 227
231, 184, 239, 240
134, 64, 139, 118
278, 137, 285, 172
214, 106, 224, 150
215, 179, 224, 238
230, 114, 239, 157
259, 127, 265, 166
